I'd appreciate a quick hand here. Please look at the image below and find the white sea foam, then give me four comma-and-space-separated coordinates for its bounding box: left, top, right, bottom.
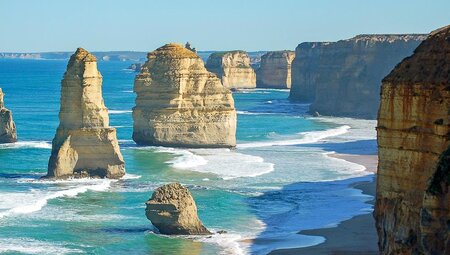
109, 110, 132, 114
154, 147, 208, 169
237, 125, 351, 149
121, 173, 142, 180
0, 238, 84, 254
0, 179, 112, 219
161, 148, 275, 180
121, 90, 134, 93
237, 111, 276, 115
196, 232, 248, 255
0, 141, 51, 149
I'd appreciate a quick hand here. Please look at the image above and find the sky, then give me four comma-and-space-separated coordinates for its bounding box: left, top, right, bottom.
1, 0, 449, 52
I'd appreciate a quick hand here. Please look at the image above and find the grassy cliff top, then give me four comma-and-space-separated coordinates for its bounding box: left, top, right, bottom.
148, 43, 199, 59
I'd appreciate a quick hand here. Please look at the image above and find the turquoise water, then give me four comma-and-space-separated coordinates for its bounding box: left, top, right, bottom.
0, 59, 376, 254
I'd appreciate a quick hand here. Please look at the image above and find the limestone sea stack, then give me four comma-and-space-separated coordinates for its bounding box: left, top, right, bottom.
290, 34, 426, 118
132, 43, 236, 148
375, 25, 450, 254
256, 51, 295, 89
0, 88, 17, 143
205, 51, 256, 89
145, 182, 211, 235
47, 48, 125, 179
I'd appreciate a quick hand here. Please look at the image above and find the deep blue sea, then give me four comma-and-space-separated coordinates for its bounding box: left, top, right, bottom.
0, 59, 377, 254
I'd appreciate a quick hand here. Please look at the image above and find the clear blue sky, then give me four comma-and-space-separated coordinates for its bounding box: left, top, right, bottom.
1, 0, 449, 52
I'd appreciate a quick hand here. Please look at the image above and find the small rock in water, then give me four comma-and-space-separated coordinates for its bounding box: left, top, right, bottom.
312, 111, 321, 117
145, 182, 211, 235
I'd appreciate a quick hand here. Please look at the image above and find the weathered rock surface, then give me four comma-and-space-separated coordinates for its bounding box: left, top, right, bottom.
205, 51, 256, 89
132, 43, 236, 148
47, 48, 125, 179
256, 51, 295, 89
0, 88, 17, 143
290, 34, 426, 118
375, 25, 450, 254
145, 182, 211, 235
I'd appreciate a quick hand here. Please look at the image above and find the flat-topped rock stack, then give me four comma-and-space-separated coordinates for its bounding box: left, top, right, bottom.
205, 51, 256, 89
0, 88, 17, 143
47, 48, 125, 179
375, 25, 450, 254
256, 51, 295, 89
133, 43, 237, 148
290, 34, 426, 118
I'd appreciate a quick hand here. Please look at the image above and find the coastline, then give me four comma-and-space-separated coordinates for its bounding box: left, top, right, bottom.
269, 153, 379, 255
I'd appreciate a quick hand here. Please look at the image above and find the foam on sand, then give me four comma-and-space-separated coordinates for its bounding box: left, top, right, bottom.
237, 125, 351, 149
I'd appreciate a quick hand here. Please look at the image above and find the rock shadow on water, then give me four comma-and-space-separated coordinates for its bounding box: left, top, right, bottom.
300, 139, 377, 155
247, 176, 375, 254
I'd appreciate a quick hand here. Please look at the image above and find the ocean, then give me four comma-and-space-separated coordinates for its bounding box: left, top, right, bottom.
0, 59, 377, 255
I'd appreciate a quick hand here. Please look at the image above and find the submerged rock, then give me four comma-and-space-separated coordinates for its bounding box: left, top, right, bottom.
132, 43, 236, 148
47, 48, 125, 179
375, 25, 450, 254
205, 51, 256, 89
290, 34, 426, 118
256, 51, 295, 89
0, 88, 17, 143
145, 182, 211, 235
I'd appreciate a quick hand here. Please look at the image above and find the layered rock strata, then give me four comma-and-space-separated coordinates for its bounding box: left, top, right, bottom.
145, 182, 211, 235
375, 25, 450, 254
47, 48, 125, 179
290, 34, 426, 118
132, 43, 236, 148
256, 51, 295, 89
0, 88, 17, 143
205, 51, 256, 89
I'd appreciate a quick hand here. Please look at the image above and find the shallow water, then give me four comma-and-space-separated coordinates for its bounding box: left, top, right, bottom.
0, 59, 376, 254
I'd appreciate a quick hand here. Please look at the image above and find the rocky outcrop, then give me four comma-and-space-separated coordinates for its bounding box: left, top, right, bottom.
205, 51, 256, 89
145, 182, 211, 235
256, 51, 295, 89
46, 48, 125, 179
0, 88, 17, 143
127, 63, 142, 72
375, 26, 450, 254
290, 34, 426, 118
132, 43, 236, 148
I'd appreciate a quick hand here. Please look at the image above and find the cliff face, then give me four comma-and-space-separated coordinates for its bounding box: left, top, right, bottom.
205, 51, 256, 89
133, 43, 237, 148
47, 48, 125, 179
256, 51, 295, 89
0, 88, 17, 143
375, 26, 450, 254
290, 34, 426, 118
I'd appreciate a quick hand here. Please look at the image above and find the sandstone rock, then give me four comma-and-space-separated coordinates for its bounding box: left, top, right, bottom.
375, 25, 450, 254
290, 34, 426, 118
256, 51, 295, 89
205, 51, 256, 89
46, 48, 125, 179
0, 88, 17, 143
132, 43, 236, 148
145, 182, 211, 235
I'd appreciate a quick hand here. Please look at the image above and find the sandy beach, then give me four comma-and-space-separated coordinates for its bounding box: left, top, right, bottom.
269, 153, 379, 255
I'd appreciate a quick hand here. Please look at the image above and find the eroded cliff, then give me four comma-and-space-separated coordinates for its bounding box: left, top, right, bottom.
375, 25, 450, 254
205, 51, 256, 89
0, 88, 17, 143
47, 48, 125, 179
133, 43, 236, 148
256, 51, 295, 89
290, 34, 426, 118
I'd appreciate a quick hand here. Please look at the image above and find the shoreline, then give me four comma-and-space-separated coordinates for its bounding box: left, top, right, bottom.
269, 153, 379, 255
